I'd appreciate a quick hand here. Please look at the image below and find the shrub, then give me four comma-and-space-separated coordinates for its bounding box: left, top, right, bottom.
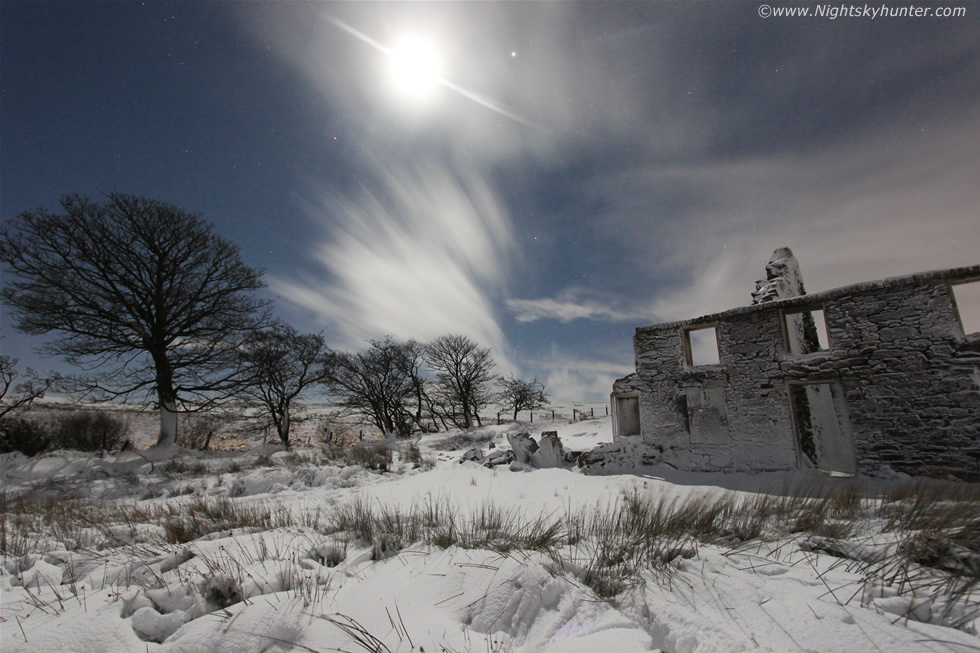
403, 441, 434, 470
432, 428, 495, 451
349, 442, 393, 472
52, 411, 128, 452
0, 417, 52, 456
322, 441, 394, 472
177, 416, 217, 450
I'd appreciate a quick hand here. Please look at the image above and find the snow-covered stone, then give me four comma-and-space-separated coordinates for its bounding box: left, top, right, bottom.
531, 431, 564, 468
483, 448, 514, 468
459, 447, 483, 464
507, 431, 539, 464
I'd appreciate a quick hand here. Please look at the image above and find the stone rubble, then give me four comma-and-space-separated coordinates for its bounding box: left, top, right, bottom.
456, 430, 570, 471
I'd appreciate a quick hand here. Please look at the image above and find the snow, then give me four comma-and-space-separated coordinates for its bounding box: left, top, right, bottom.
2, 406, 978, 652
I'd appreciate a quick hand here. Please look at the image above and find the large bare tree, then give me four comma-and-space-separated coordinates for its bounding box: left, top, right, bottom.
394, 339, 440, 432
0, 193, 269, 447
237, 324, 332, 448
325, 336, 416, 438
425, 334, 496, 429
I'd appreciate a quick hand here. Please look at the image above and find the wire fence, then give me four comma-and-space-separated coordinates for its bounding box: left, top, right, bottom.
494, 405, 609, 426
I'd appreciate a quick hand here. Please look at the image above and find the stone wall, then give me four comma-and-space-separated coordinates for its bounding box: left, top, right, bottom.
615, 265, 980, 476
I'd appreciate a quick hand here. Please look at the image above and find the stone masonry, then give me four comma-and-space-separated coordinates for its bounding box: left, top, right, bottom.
610, 251, 980, 476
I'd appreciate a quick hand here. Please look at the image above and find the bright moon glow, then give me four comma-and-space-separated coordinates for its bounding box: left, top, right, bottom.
389, 36, 442, 98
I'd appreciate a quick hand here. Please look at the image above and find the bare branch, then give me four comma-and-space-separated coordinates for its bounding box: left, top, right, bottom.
0, 355, 58, 421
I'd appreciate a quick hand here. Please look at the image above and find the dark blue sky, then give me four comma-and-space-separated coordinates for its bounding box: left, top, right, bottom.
3, 1, 979, 399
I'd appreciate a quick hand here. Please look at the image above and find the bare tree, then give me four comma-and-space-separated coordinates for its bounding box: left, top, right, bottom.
0, 193, 269, 447
497, 375, 549, 421
237, 324, 332, 448
0, 355, 58, 421
325, 336, 416, 438
394, 339, 441, 432
424, 334, 496, 429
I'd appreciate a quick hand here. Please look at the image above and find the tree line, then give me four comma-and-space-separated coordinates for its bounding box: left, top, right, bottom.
0, 193, 547, 450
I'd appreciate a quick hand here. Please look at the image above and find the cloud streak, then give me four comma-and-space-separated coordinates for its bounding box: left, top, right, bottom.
527, 347, 634, 403
575, 107, 980, 323
506, 288, 648, 324
272, 152, 516, 364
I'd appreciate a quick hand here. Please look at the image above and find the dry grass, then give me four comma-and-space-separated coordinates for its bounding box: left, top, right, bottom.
3, 476, 979, 625
430, 428, 496, 451
321, 442, 394, 472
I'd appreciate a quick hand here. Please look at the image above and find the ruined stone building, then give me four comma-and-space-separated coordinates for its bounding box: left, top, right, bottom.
610, 248, 980, 476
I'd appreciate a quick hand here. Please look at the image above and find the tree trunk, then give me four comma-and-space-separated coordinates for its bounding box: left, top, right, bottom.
280, 402, 291, 448
158, 392, 178, 448
152, 348, 178, 448
414, 386, 424, 427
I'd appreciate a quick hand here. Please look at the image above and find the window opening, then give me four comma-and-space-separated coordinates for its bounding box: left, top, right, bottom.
783, 307, 829, 356
684, 325, 720, 366
952, 281, 980, 335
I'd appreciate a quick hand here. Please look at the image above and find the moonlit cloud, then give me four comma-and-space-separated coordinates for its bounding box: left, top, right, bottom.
506, 288, 648, 324
591, 110, 980, 324
528, 348, 634, 403
271, 152, 516, 363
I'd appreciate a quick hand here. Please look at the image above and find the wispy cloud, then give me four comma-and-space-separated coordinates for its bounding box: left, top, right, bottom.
271, 152, 515, 363
590, 109, 980, 323
506, 287, 647, 324
523, 347, 634, 403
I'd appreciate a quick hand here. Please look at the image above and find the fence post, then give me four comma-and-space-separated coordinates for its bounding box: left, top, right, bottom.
591, 408, 594, 417
497, 412, 501, 425
552, 410, 555, 421
572, 409, 577, 422
605, 406, 609, 416
530, 412, 533, 423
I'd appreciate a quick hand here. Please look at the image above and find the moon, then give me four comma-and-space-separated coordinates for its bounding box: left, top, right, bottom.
388, 35, 442, 98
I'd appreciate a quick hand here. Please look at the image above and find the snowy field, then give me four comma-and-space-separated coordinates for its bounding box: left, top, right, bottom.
2, 406, 979, 652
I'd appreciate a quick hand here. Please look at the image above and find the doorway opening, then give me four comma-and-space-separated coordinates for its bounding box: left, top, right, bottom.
789, 382, 856, 475
613, 394, 641, 438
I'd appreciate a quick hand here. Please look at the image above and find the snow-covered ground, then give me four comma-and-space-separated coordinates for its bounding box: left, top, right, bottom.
2, 408, 978, 652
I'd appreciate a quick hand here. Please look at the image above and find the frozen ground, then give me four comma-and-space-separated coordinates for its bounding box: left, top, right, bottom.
2, 407, 978, 652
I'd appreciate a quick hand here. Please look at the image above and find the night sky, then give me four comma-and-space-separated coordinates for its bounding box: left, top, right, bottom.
2, 1, 979, 400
